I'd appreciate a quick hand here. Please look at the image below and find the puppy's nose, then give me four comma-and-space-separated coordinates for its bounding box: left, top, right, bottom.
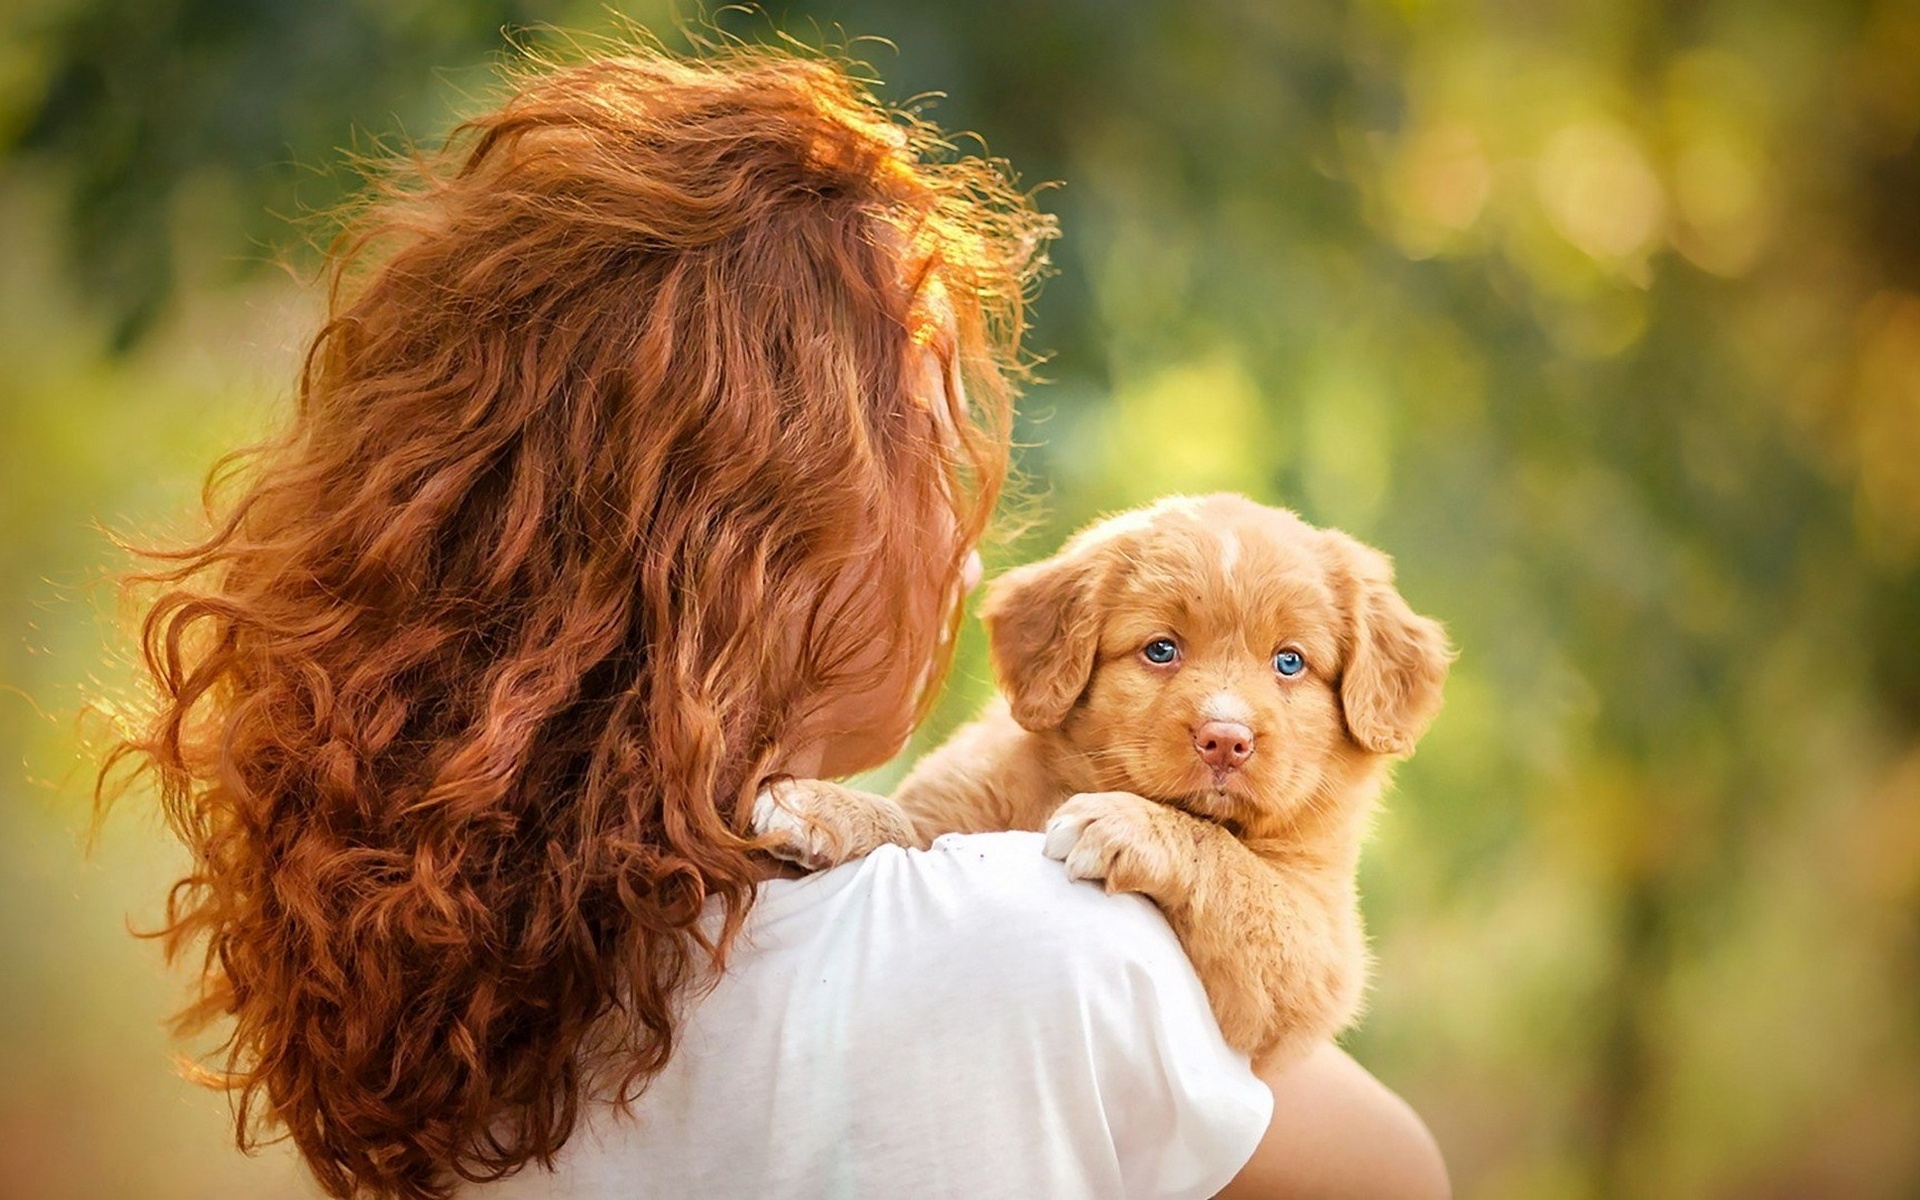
1192, 721, 1255, 772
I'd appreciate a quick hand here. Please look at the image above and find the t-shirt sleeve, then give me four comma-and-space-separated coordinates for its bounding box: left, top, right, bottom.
1071, 893, 1274, 1199
930, 832, 1275, 1200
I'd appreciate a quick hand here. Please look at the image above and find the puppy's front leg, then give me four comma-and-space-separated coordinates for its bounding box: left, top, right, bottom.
751, 778, 924, 871
1044, 792, 1364, 1065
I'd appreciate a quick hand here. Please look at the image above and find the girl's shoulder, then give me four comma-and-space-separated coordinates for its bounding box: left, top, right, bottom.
750, 828, 1186, 975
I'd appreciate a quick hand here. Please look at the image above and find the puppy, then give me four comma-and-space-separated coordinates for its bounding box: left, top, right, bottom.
754, 493, 1452, 1064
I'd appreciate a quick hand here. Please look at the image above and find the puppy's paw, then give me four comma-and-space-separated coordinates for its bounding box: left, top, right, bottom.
752, 781, 839, 871
752, 778, 918, 872
1043, 791, 1194, 901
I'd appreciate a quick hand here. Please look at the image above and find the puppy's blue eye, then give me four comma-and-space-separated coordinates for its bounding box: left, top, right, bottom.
1142, 638, 1179, 665
1273, 649, 1306, 677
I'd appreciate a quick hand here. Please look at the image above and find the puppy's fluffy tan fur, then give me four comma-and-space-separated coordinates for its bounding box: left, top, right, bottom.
758, 493, 1453, 1064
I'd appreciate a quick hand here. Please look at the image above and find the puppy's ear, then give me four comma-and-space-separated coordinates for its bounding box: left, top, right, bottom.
982, 553, 1104, 731
1327, 533, 1455, 756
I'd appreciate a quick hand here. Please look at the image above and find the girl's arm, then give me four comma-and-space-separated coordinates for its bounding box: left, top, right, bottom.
1217, 1043, 1451, 1200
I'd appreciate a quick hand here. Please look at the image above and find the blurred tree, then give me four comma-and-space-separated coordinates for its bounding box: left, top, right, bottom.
12, 0, 551, 345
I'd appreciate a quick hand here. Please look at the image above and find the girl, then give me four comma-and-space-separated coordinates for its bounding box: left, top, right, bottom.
112, 42, 1446, 1200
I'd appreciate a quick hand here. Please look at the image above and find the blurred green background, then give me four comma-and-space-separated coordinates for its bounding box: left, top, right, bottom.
4, 1, 1918, 1197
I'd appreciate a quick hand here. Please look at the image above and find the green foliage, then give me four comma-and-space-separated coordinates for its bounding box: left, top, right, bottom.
5, 1, 1919, 1196
12, 0, 572, 345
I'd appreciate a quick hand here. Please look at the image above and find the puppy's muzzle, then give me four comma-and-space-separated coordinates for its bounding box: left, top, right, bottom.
1192, 720, 1254, 777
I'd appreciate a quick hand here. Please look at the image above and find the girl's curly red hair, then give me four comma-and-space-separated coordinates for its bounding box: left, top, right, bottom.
103, 42, 1051, 1199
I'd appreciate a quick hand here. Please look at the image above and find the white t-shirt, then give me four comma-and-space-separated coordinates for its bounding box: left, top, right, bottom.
470, 831, 1272, 1199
